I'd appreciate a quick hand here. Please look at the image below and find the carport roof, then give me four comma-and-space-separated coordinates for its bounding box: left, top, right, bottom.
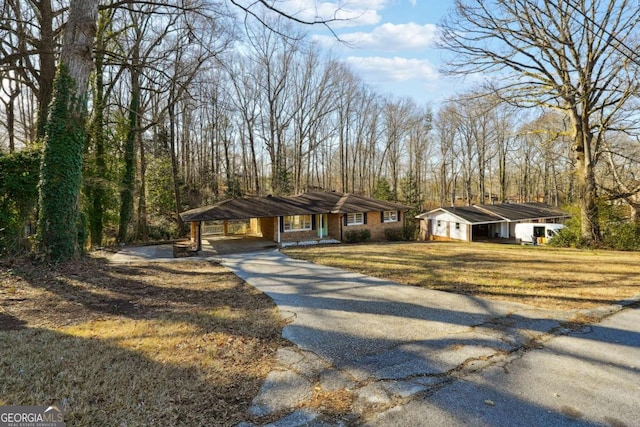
475, 202, 570, 221
180, 191, 411, 222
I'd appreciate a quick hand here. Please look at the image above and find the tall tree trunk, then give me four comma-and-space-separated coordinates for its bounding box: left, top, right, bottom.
86, 10, 109, 248
248, 128, 260, 195
35, 0, 57, 139
169, 104, 184, 232
572, 115, 601, 243
37, 0, 98, 260
117, 65, 140, 243
498, 147, 506, 203
5, 86, 19, 152
137, 126, 148, 241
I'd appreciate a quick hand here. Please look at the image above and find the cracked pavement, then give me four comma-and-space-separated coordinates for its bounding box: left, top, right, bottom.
220, 250, 640, 426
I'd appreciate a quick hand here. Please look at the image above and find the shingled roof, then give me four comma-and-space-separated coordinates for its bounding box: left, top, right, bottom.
475, 202, 570, 221
419, 206, 504, 224
180, 191, 412, 222
417, 202, 570, 224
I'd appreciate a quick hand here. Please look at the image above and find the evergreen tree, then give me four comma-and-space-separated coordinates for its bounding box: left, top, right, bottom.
373, 178, 393, 201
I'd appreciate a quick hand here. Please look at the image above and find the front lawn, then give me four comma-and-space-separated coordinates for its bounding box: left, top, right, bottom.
0, 256, 285, 426
284, 242, 640, 310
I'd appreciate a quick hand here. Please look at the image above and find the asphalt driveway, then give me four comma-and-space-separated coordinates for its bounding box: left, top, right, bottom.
219, 250, 639, 426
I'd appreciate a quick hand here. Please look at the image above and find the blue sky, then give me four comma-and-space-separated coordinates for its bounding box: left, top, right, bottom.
302, 0, 463, 106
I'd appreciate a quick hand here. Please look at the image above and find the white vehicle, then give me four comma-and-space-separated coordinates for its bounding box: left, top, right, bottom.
514, 223, 565, 245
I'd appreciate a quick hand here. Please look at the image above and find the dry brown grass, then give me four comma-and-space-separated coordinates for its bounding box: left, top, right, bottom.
307, 386, 354, 416
0, 255, 285, 426
284, 242, 640, 310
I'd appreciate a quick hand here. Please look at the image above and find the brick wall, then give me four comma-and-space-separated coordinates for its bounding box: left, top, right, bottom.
259, 212, 405, 243
339, 211, 404, 241
260, 217, 276, 241
327, 214, 342, 240
280, 229, 319, 242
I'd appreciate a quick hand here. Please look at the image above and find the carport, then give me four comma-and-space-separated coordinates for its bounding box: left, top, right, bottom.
180, 191, 411, 252
179, 194, 335, 252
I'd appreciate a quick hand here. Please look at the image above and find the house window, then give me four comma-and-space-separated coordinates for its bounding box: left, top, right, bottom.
455, 222, 460, 230
383, 211, 398, 223
437, 220, 442, 227
346, 213, 364, 226
283, 215, 312, 232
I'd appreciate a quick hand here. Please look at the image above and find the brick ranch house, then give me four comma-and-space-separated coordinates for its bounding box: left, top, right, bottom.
180, 191, 412, 249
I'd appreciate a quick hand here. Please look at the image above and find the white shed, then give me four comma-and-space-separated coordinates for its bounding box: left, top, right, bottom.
416, 203, 570, 242
417, 207, 504, 242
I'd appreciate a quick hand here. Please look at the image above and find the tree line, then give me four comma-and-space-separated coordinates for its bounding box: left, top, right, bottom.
2, 0, 640, 259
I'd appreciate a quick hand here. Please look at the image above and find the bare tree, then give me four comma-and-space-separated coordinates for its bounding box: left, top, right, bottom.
439, 0, 640, 243
491, 101, 518, 203
380, 97, 416, 199
434, 103, 459, 206
0, 0, 64, 139
601, 135, 640, 222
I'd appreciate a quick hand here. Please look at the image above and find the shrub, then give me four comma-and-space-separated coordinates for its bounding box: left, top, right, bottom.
548, 202, 640, 250
384, 222, 418, 242
402, 222, 418, 241
547, 227, 577, 248
0, 148, 41, 255
344, 229, 371, 243
603, 221, 640, 251
147, 216, 180, 241
384, 227, 404, 241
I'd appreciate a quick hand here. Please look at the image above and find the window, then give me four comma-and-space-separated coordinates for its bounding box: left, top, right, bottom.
437, 220, 442, 227
383, 211, 398, 223
346, 213, 364, 226
455, 222, 460, 230
283, 215, 312, 232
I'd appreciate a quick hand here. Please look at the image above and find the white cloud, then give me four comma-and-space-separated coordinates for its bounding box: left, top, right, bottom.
345, 56, 439, 82
313, 22, 437, 51
344, 56, 467, 104
250, 0, 390, 27
342, 22, 437, 49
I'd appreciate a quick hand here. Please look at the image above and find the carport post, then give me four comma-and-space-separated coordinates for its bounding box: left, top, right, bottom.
190, 221, 202, 251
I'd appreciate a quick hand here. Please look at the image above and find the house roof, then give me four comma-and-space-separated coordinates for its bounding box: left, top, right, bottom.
180, 191, 412, 222
475, 202, 570, 221
417, 206, 503, 224
416, 202, 570, 225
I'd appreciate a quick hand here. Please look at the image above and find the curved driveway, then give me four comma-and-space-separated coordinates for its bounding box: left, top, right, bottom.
221, 250, 569, 381
216, 250, 640, 426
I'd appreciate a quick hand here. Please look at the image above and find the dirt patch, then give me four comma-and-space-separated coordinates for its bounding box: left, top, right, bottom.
0, 255, 286, 426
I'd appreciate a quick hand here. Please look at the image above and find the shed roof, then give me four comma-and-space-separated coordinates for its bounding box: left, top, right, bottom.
475, 202, 570, 221
417, 207, 503, 224
180, 191, 412, 222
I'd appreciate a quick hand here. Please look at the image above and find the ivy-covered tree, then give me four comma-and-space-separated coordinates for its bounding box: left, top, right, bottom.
36, 0, 99, 260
